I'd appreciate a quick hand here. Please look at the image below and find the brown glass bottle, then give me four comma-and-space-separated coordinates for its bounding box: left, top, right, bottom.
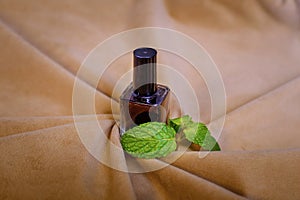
119, 47, 170, 134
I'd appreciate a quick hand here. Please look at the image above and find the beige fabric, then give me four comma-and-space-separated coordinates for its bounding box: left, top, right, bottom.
1, 0, 300, 199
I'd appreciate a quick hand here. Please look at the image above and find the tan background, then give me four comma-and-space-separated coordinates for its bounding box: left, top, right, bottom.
0, 0, 300, 199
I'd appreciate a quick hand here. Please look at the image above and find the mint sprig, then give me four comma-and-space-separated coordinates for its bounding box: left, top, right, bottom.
121, 115, 220, 159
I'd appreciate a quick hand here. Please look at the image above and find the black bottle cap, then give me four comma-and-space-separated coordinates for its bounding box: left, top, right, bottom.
133, 47, 157, 96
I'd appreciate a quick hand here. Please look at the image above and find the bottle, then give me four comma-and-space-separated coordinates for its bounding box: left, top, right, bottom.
119, 47, 170, 134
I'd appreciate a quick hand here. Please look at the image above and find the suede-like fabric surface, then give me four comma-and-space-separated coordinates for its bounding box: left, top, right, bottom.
1, 0, 300, 199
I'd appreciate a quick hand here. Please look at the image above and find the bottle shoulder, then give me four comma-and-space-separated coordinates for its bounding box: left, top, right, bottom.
120, 82, 169, 106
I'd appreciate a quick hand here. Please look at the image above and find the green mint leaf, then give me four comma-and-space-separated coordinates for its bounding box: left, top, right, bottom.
202, 135, 221, 151
121, 122, 177, 159
168, 115, 192, 132
183, 121, 207, 143
182, 121, 221, 151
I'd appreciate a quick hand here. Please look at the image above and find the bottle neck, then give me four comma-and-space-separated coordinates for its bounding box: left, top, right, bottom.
133, 48, 157, 96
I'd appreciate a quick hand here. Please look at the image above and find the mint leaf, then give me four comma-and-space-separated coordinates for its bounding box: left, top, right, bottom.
202, 135, 220, 151
183, 121, 207, 143
121, 122, 177, 159
183, 121, 221, 151
168, 115, 192, 132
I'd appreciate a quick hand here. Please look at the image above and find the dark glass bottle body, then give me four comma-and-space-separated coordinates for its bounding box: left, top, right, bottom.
120, 83, 170, 134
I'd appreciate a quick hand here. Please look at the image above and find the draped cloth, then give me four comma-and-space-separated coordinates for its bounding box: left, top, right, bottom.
1, 0, 300, 199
